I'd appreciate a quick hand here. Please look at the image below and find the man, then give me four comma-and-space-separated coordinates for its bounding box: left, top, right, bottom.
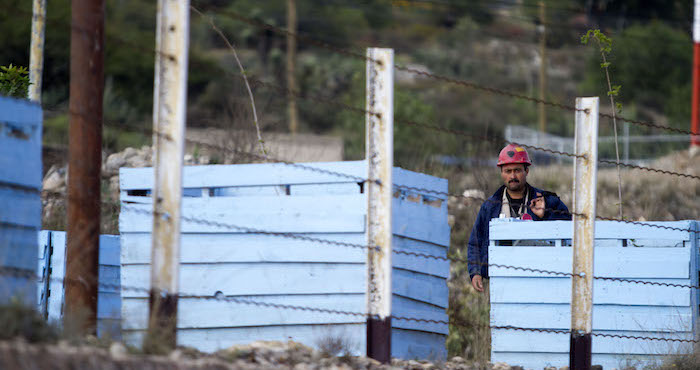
468, 143, 571, 293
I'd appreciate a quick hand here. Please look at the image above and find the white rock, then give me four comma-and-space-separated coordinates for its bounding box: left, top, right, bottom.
42, 166, 65, 192
462, 189, 485, 200
104, 152, 127, 173
108, 342, 127, 359
492, 362, 511, 370
123, 147, 138, 159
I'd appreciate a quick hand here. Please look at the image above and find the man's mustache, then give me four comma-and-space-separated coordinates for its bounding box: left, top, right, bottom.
509, 179, 519, 183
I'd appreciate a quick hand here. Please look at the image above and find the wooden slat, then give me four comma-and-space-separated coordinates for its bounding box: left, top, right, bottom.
490, 246, 691, 279
121, 294, 365, 330
492, 330, 693, 355
392, 295, 448, 334
392, 236, 448, 279
392, 328, 447, 360
0, 187, 41, 229
393, 167, 448, 200
393, 198, 450, 247
97, 292, 121, 319
121, 263, 365, 298
393, 268, 447, 308
99, 235, 120, 266
490, 277, 691, 306
123, 324, 367, 354
120, 161, 367, 190
0, 226, 39, 270
119, 195, 366, 233
0, 98, 42, 189
120, 232, 367, 265
491, 352, 674, 370
491, 304, 691, 332
490, 219, 693, 241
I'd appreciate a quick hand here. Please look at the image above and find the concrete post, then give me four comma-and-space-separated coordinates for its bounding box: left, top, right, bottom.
145, 0, 190, 352
29, 0, 46, 102
570, 97, 599, 369
365, 48, 394, 364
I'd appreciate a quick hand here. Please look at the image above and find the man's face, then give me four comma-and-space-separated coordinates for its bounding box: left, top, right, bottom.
500, 164, 528, 193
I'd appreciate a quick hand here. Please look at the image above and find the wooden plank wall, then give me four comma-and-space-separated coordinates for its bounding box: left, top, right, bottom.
0, 97, 42, 307
36, 231, 121, 338
119, 161, 449, 359
489, 219, 698, 369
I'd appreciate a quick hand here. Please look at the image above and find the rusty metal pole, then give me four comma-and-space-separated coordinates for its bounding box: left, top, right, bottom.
570, 97, 599, 370
29, 0, 46, 102
65, 0, 104, 334
144, 0, 190, 353
365, 48, 394, 364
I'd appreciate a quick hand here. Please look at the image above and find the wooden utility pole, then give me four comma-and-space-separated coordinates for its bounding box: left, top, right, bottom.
144, 0, 190, 352
65, 0, 104, 334
691, 0, 700, 149
287, 0, 299, 134
29, 0, 46, 102
538, 1, 547, 133
365, 48, 394, 364
570, 97, 599, 370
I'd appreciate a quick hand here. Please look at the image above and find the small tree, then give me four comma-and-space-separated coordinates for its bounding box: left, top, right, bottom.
0, 64, 31, 99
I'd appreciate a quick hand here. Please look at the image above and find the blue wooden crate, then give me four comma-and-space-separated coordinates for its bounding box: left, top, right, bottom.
0, 96, 42, 307
489, 218, 699, 369
36, 231, 121, 338
119, 160, 449, 359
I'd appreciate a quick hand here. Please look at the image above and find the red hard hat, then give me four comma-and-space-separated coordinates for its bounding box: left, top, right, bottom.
497, 143, 532, 166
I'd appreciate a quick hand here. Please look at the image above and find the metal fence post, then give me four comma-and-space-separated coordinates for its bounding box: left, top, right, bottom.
65, 0, 104, 335
145, 0, 190, 352
365, 47, 394, 364
29, 0, 46, 102
570, 97, 599, 369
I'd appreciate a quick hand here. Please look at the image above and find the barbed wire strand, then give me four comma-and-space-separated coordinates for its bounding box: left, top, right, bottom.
3, 266, 697, 343
207, 6, 700, 137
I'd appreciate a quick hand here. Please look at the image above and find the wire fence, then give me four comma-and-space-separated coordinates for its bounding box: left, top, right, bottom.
4, 1, 699, 366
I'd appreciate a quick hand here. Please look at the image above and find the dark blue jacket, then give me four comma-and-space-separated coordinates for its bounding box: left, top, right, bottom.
467, 184, 571, 279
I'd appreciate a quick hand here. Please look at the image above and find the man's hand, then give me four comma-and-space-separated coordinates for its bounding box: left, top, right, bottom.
530, 192, 545, 218
471, 275, 484, 292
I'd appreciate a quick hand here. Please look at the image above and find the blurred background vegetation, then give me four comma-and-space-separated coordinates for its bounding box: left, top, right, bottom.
1, 0, 697, 362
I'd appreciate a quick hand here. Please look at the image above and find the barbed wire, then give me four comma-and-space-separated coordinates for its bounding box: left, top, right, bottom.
6, 265, 698, 344
597, 159, 700, 181
209, 6, 700, 138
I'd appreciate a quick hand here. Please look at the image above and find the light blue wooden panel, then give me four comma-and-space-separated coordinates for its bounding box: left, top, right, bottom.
393, 167, 448, 200
491, 304, 692, 332
120, 161, 367, 190
489, 246, 690, 279
123, 323, 367, 354
37, 231, 121, 337
98, 265, 120, 293
213, 185, 288, 197
121, 233, 367, 265
392, 295, 448, 335
491, 277, 691, 306
392, 236, 448, 279
393, 198, 450, 247
0, 98, 42, 189
0, 225, 38, 269
0, 275, 36, 305
393, 268, 448, 308
121, 263, 366, 298
98, 319, 122, 339
492, 352, 672, 370
492, 330, 692, 355
490, 219, 693, 241
97, 292, 121, 319
0, 187, 41, 229
122, 294, 365, 330
120, 195, 366, 233
289, 183, 361, 195
99, 235, 120, 266
392, 328, 447, 361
